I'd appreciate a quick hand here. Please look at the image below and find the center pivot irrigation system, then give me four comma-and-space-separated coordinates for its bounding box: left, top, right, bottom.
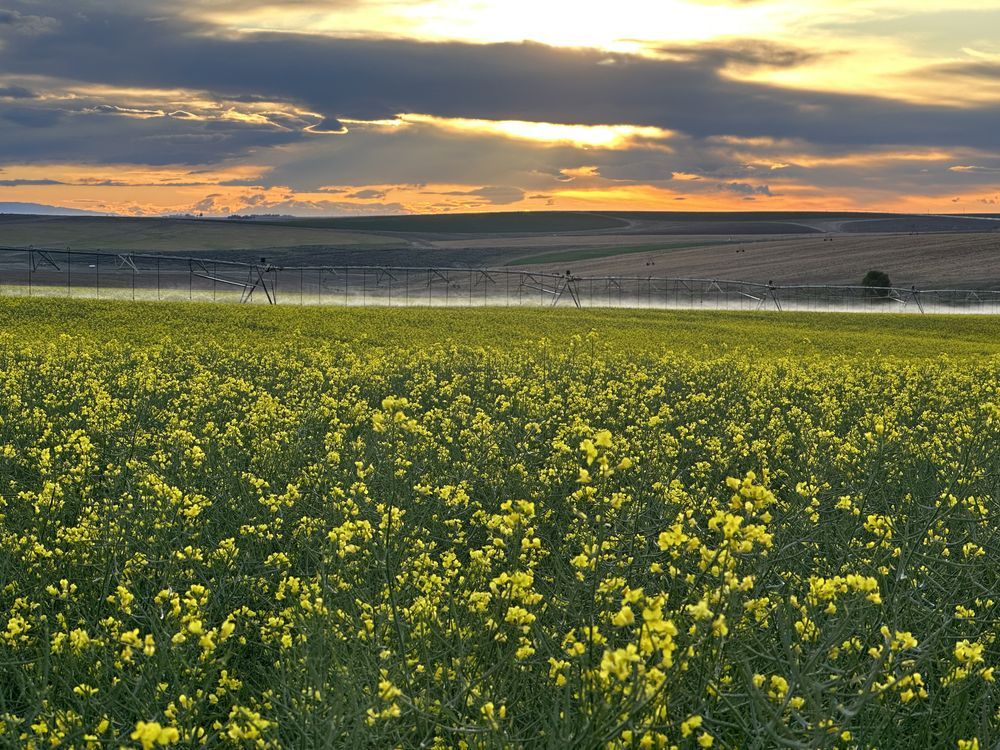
187, 256, 278, 305
2, 246, 999, 313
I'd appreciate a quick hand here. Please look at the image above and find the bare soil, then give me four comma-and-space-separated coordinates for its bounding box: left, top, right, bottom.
509, 233, 1000, 289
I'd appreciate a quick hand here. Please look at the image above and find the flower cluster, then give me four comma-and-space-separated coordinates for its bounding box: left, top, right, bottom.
0, 316, 997, 747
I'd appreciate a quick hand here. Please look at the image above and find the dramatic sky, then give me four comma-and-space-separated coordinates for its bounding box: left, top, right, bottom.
2, 0, 1000, 216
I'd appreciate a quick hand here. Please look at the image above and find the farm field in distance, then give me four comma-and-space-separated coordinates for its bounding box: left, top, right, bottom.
1, 298, 999, 747
0, 215, 397, 254
510, 232, 1000, 289
3, 211, 1000, 288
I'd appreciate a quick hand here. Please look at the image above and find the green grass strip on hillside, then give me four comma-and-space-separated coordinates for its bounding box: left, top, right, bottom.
1, 297, 998, 358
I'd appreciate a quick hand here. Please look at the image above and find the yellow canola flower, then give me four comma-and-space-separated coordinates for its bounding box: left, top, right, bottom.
600, 644, 641, 681
955, 639, 985, 666
612, 606, 635, 627
686, 600, 713, 621
680, 715, 702, 737
130, 721, 179, 749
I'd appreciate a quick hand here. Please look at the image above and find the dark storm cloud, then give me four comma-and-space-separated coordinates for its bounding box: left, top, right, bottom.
1, 0, 1000, 153
428, 186, 527, 205
907, 59, 1000, 83
0, 105, 302, 164
306, 116, 348, 134
0, 105, 64, 127
0, 178, 64, 185
0, 84, 35, 98
345, 188, 387, 199
595, 159, 677, 183
0, 7, 58, 34
720, 182, 772, 196
657, 39, 821, 69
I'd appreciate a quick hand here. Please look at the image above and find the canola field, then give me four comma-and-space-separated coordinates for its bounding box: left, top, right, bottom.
1, 298, 999, 749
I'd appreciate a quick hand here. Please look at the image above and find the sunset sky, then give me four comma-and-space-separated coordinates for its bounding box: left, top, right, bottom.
1, 0, 1000, 216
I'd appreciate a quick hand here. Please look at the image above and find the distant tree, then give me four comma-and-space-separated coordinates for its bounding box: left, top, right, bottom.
862, 270, 892, 298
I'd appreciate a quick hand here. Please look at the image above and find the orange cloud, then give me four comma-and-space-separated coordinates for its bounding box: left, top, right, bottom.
4, 160, 1000, 217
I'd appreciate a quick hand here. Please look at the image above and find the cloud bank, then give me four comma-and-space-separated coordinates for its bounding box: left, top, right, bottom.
0, 0, 998, 215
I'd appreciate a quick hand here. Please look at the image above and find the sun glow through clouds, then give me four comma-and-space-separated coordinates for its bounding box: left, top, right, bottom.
395, 0, 778, 50
207, 0, 780, 50
397, 114, 675, 149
